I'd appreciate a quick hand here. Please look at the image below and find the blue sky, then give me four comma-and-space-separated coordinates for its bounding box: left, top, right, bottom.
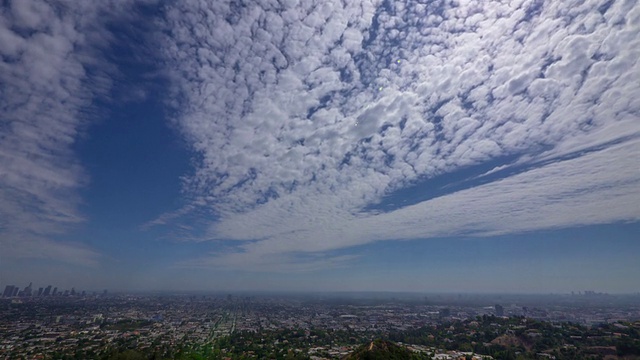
1, 0, 639, 293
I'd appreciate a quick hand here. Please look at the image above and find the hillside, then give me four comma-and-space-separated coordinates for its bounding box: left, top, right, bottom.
341, 339, 425, 360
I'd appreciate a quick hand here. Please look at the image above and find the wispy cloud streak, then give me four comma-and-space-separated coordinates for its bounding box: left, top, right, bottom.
0, 0, 146, 265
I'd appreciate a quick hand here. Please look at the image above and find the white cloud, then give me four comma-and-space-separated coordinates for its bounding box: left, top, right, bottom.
158, 0, 639, 270
0, 0, 145, 265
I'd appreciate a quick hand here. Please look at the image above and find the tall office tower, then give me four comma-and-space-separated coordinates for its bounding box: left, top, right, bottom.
24, 282, 33, 297
12, 287, 19, 297
52, 287, 58, 296
70, 288, 76, 296
495, 304, 504, 317
43, 285, 52, 296
3, 285, 15, 297
38, 288, 44, 297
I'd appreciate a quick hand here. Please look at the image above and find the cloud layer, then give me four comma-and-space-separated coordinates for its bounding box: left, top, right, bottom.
158, 0, 640, 270
0, 0, 145, 265
155, 1, 640, 267
6, 0, 635, 272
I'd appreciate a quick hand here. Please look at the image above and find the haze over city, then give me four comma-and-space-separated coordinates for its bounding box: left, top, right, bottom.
1, 0, 639, 294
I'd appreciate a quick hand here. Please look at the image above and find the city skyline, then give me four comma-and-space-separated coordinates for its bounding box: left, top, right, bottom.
1, 281, 107, 298
1, 279, 632, 297
1, 0, 639, 293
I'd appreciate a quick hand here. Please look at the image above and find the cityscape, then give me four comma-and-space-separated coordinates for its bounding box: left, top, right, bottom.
2, 283, 107, 299
2, 282, 640, 359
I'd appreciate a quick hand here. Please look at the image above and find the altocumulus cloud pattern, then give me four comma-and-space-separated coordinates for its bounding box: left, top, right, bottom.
157, 0, 640, 270
1, 0, 639, 273
0, 1, 112, 265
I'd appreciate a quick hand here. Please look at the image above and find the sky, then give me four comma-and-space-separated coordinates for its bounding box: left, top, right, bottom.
1, 0, 639, 294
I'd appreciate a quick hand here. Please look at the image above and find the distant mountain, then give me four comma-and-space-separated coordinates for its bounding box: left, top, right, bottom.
341, 339, 424, 360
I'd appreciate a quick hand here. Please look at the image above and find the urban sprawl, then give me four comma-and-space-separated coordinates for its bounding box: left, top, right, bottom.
1, 283, 640, 359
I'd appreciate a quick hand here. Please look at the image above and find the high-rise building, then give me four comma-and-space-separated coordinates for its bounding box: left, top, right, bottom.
3, 285, 15, 297
38, 288, 44, 297
43, 285, 52, 296
495, 304, 504, 317
52, 287, 58, 296
23, 282, 33, 297
12, 287, 19, 297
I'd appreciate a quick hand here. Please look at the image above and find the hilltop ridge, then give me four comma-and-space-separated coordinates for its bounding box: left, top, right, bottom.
341, 339, 426, 360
